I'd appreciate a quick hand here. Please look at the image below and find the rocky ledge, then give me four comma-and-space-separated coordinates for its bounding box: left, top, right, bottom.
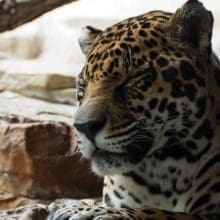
0, 86, 103, 218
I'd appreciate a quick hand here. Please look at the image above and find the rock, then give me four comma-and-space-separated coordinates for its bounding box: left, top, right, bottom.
0, 34, 43, 60
47, 88, 76, 105
0, 91, 103, 211
0, 73, 76, 104
0, 121, 103, 210
0, 73, 76, 90
0, 91, 75, 124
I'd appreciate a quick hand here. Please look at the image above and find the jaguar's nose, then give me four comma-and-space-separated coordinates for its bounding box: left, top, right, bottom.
74, 118, 106, 141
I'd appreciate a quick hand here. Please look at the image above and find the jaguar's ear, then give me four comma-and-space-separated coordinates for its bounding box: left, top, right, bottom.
78, 26, 102, 57
167, 0, 213, 53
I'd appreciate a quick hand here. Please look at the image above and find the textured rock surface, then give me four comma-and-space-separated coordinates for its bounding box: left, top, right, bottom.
0, 73, 76, 90
0, 73, 76, 104
0, 91, 76, 124
0, 120, 102, 210
0, 90, 102, 211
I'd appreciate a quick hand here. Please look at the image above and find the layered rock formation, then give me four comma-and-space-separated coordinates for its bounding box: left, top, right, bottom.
0, 89, 103, 220
0, 73, 76, 105
0, 117, 102, 211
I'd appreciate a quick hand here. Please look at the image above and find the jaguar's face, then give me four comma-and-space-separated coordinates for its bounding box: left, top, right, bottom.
74, 2, 213, 176
75, 51, 155, 175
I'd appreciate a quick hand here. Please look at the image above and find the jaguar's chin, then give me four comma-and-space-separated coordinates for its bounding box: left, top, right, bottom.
90, 143, 149, 176
91, 149, 134, 176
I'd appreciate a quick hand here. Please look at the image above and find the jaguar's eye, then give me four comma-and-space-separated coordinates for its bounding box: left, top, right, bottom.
125, 72, 152, 88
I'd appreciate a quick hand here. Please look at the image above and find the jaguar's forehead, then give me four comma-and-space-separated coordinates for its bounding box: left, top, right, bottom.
83, 11, 173, 82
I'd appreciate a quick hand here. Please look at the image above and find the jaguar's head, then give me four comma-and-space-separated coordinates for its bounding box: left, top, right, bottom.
74, 0, 215, 176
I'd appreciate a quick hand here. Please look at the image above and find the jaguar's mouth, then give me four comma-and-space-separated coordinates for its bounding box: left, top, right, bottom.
91, 140, 150, 164
86, 137, 154, 176
90, 142, 148, 176
93, 148, 128, 159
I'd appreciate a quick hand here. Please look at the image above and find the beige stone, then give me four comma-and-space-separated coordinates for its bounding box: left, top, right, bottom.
0, 91, 75, 124
0, 73, 76, 90
0, 73, 76, 104
48, 88, 76, 105
2, 87, 76, 105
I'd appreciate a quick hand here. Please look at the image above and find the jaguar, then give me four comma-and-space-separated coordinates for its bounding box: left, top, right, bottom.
1, 0, 220, 219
